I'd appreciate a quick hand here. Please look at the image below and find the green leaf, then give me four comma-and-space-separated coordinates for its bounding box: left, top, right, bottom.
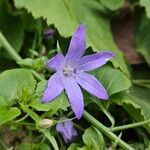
38, 143, 51, 150
0, 96, 21, 125
68, 143, 81, 150
40, 129, 59, 150
14, 0, 129, 74
30, 80, 69, 113
0, 107, 20, 125
130, 86, 150, 122
111, 87, 150, 132
0, 69, 36, 104
18, 143, 36, 150
135, 12, 150, 65
100, 0, 125, 10
82, 126, 105, 150
92, 65, 131, 95
140, 0, 150, 18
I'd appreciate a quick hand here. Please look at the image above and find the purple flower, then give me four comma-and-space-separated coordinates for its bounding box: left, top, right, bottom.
44, 28, 55, 39
42, 24, 115, 119
56, 118, 77, 143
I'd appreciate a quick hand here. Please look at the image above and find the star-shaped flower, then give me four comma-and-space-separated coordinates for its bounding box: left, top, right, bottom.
42, 24, 115, 119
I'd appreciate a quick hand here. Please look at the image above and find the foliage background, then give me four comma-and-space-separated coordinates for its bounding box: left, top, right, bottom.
0, 0, 150, 149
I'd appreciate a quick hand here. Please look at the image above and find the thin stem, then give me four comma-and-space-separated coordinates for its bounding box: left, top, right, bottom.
133, 79, 150, 83
15, 114, 29, 123
19, 103, 40, 122
111, 120, 150, 132
7, 122, 35, 126
83, 111, 134, 150
92, 98, 115, 128
19, 103, 59, 150
40, 129, 59, 150
0, 32, 22, 62
73, 123, 85, 131
0, 31, 44, 81
0, 138, 8, 150
30, 69, 44, 81
133, 79, 150, 88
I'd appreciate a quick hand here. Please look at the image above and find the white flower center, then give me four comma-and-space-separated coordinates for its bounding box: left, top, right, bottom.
63, 65, 76, 76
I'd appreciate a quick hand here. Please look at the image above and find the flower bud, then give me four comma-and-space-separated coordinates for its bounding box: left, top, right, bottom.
38, 119, 54, 128
56, 117, 77, 143
44, 28, 55, 39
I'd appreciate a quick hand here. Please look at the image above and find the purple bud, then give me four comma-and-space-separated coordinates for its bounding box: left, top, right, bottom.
44, 28, 55, 39
56, 118, 77, 143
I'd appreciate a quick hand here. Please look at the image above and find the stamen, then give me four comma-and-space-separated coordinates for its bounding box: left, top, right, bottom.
63, 65, 75, 76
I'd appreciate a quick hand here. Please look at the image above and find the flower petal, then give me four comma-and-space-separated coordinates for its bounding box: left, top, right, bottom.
63, 77, 84, 119
76, 72, 108, 100
65, 24, 86, 62
42, 73, 64, 103
47, 54, 64, 71
74, 51, 115, 71
56, 118, 77, 143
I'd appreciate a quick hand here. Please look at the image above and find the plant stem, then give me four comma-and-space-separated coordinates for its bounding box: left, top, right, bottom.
30, 69, 44, 81
0, 139, 8, 150
15, 114, 29, 123
19, 103, 40, 122
83, 111, 134, 150
19, 103, 59, 150
0, 32, 44, 81
133, 79, 150, 83
111, 119, 150, 132
92, 98, 115, 128
0, 32, 22, 62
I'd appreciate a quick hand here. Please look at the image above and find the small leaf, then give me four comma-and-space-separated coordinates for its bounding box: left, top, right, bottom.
0, 69, 36, 104
17, 58, 34, 68
68, 143, 81, 150
18, 143, 36, 150
82, 126, 105, 150
100, 0, 125, 11
0, 97, 21, 125
38, 143, 51, 150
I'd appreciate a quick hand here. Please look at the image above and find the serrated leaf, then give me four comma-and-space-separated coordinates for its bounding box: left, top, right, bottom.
92, 65, 131, 95
111, 87, 150, 132
14, 0, 129, 74
82, 126, 105, 150
0, 69, 36, 104
140, 0, 150, 18
100, 0, 125, 11
30, 80, 69, 113
135, 12, 150, 65
130, 86, 150, 121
